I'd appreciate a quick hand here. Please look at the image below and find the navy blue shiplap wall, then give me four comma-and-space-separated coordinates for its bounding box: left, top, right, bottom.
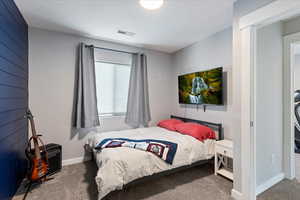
0, 0, 28, 199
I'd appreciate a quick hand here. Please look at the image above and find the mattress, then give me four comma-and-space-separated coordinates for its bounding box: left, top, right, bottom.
87, 126, 215, 200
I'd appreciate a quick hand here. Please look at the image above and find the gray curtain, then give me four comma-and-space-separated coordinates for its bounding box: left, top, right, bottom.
125, 53, 151, 128
73, 43, 100, 128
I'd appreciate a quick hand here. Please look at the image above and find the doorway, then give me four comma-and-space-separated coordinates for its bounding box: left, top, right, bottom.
283, 31, 300, 182
294, 43, 300, 182
238, 1, 300, 200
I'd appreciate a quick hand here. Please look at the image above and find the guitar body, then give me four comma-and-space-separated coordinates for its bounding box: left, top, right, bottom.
29, 156, 48, 181
25, 109, 49, 182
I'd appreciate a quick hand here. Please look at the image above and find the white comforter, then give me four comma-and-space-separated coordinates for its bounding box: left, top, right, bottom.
87, 127, 215, 200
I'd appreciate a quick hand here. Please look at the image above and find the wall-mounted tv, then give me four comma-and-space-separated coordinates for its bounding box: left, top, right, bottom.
178, 67, 223, 105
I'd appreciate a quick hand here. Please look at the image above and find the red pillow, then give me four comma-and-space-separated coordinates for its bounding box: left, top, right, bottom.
174, 122, 216, 142
157, 119, 184, 131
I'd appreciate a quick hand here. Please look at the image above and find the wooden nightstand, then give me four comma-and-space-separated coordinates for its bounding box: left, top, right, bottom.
215, 140, 233, 181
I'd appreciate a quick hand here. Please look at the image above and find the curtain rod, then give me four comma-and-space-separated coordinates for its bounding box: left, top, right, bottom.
85, 45, 138, 55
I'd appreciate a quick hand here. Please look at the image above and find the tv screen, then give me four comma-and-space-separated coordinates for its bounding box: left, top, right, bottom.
178, 67, 223, 105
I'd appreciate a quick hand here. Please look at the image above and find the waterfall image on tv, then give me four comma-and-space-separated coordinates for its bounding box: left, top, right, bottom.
178, 67, 223, 105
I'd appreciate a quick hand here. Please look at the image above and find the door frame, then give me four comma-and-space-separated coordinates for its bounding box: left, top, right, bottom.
240, 26, 257, 200
283, 32, 300, 180
239, 1, 300, 200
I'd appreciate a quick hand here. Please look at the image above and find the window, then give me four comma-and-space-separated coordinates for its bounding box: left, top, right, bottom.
95, 61, 131, 117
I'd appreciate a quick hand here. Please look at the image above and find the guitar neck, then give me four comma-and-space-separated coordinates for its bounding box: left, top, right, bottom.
29, 116, 37, 138
28, 114, 42, 160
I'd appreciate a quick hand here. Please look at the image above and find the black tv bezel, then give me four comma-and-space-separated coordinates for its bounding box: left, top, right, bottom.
178, 67, 224, 106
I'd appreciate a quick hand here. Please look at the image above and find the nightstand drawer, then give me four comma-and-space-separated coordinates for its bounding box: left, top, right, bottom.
215, 145, 233, 158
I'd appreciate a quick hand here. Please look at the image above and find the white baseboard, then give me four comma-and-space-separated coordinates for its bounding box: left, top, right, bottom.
256, 173, 284, 195
231, 189, 243, 200
62, 156, 91, 166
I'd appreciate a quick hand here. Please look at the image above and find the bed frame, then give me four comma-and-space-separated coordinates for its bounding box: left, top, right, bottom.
102, 115, 223, 199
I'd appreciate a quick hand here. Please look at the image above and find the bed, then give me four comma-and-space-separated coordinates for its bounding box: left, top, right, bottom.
87, 116, 223, 200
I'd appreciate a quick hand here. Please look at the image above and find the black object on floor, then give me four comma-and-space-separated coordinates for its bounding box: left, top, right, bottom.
22, 177, 55, 200
44, 143, 62, 175
22, 182, 32, 200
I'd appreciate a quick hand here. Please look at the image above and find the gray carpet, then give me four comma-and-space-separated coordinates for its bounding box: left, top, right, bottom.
256, 153, 300, 200
13, 161, 233, 200
257, 154, 300, 200
257, 179, 300, 200
13, 161, 300, 200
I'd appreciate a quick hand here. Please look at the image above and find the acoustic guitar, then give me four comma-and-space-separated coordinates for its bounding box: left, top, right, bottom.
25, 109, 48, 181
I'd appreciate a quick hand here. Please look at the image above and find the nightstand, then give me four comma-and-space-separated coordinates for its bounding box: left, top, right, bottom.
215, 139, 233, 181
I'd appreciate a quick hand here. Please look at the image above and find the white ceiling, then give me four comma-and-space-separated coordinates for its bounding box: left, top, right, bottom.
15, 0, 234, 53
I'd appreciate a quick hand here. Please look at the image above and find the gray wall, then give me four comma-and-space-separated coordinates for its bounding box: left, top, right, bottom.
283, 16, 300, 36
233, 0, 276, 193
28, 27, 173, 161
171, 28, 235, 139
234, 0, 276, 18
256, 22, 283, 187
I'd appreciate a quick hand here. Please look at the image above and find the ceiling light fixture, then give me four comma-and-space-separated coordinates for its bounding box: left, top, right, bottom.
139, 0, 164, 10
